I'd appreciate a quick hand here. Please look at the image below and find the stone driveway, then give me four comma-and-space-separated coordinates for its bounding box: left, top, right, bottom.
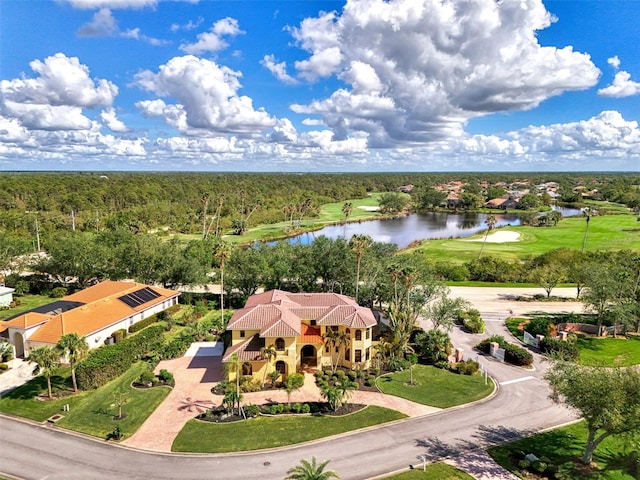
124, 345, 440, 452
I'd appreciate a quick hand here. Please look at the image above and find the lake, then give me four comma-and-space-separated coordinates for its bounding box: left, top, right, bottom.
286, 207, 581, 249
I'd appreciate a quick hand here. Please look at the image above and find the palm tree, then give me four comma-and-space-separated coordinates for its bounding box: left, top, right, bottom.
213, 240, 233, 324
335, 376, 358, 409
582, 207, 592, 253
341, 202, 353, 221
285, 457, 339, 480
223, 353, 243, 415
56, 332, 89, 393
478, 214, 496, 259
259, 344, 277, 388
349, 234, 372, 303
322, 329, 350, 373
28, 346, 60, 399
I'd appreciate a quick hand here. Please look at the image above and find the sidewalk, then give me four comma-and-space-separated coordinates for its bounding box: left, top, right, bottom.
445, 449, 519, 480
0, 358, 34, 397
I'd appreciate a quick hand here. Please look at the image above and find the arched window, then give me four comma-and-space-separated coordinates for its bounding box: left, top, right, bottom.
275, 338, 285, 351
355, 330, 362, 341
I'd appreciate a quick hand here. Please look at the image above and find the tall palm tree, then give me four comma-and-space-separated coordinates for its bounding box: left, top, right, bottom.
349, 234, 372, 303
478, 214, 497, 259
581, 207, 592, 253
259, 344, 277, 388
322, 329, 350, 373
56, 332, 89, 393
223, 353, 243, 415
341, 202, 353, 221
213, 240, 233, 324
28, 346, 60, 399
285, 457, 339, 480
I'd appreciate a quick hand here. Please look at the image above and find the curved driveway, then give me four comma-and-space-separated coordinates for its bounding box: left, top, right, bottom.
0, 287, 582, 480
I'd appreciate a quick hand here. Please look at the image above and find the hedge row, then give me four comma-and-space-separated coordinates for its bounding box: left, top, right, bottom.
76, 324, 166, 390
475, 335, 533, 367
539, 337, 580, 361
128, 305, 180, 334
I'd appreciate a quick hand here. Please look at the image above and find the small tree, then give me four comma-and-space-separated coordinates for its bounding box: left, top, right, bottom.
407, 352, 418, 386
285, 457, 339, 480
112, 387, 129, 420
28, 346, 60, 399
545, 362, 640, 465
285, 372, 305, 407
259, 344, 277, 388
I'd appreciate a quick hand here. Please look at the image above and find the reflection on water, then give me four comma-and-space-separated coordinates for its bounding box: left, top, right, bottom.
287, 207, 581, 249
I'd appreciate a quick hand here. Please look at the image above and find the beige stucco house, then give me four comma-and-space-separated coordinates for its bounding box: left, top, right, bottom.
222, 290, 378, 382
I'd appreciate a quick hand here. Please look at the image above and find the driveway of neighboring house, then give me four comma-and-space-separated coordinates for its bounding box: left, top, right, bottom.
0, 358, 35, 397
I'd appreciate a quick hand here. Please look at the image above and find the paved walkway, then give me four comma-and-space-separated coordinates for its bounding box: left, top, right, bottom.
445, 450, 519, 480
0, 358, 34, 397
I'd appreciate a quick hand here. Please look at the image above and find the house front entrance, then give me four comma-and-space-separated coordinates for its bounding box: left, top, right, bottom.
301, 344, 317, 367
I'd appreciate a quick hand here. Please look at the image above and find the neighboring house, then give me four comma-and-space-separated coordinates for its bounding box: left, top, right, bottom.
0, 286, 15, 308
396, 184, 414, 193
0, 281, 179, 358
222, 290, 378, 383
484, 197, 519, 210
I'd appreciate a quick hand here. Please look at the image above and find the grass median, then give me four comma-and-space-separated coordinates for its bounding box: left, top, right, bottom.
384, 463, 474, 479
376, 364, 494, 408
172, 405, 406, 453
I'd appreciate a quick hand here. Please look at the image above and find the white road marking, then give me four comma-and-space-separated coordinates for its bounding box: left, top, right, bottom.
500, 376, 535, 386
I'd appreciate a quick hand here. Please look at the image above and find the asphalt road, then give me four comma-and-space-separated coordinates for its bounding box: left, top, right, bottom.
0, 287, 582, 480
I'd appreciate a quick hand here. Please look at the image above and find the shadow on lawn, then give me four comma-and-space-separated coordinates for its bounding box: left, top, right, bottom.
1, 373, 69, 400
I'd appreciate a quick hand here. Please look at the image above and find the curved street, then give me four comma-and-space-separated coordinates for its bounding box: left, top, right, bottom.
0, 287, 583, 480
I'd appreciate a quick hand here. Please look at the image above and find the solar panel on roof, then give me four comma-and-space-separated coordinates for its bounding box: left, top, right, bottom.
118, 287, 161, 308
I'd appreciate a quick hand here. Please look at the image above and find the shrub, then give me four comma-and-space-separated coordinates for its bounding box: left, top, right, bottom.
539, 337, 579, 361
292, 402, 302, 413
158, 369, 174, 383
525, 317, 555, 337
460, 309, 486, 333
415, 329, 452, 364
0, 363, 8, 371
244, 404, 260, 418
301, 403, 311, 414
50, 287, 67, 298
138, 369, 156, 386
239, 376, 262, 393
129, 311, 167, 334
112, 329, 127, 343
434, 360, 450, 370
347, 370, 357, 380
475, 335, 505, 354
504, 343, 534, 367
76, 324, 165, 390
365, 377, 375, 387
455, 359, 480, 375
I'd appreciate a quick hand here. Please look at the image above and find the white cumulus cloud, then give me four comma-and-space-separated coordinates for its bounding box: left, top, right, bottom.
77, 8, 168, 45
100, 107, 129, 132
133, 55, 275, 134
261, 55, 299, 85
288, 0, 600, 146
598, 72, 640, 98
179, 17, 243, 55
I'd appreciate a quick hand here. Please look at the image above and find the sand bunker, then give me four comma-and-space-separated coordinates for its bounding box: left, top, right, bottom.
357, 206, 380, 212
467, 230, 521, 243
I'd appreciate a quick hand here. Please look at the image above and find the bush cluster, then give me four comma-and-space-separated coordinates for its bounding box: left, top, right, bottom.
0, 363, 9, 371
460, 309, 486, 334
539, 337, 579, 361
454, 359, 480, 375
128, 305, 179, 334
76, 324, 165, 390
475, 335, 533, 367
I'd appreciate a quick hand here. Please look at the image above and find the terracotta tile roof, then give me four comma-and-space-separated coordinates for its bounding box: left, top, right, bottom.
9, 281, 179, 345
300, 324, 323, 344
0, 312, 51, 332
222, 335, 265, 362
226, 289, 377, 339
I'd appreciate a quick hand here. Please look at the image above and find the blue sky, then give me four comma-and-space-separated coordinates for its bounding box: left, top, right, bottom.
1, 0, 639, 172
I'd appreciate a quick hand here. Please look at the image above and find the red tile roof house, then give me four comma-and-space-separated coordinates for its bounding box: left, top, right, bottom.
222, 290, 378, 382
0, 281, 179, 359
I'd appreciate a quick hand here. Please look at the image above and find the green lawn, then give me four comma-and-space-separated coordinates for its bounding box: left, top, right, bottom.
172, 405, 406, 453
411, 214, 640, 264
384, 463, 474, 479
0, 362, 170, 440
376, 365, 494, 408
0, 294, 53, 320
576, 335, 640, 367
505, 317, 526, 340
489, 422, 639, 480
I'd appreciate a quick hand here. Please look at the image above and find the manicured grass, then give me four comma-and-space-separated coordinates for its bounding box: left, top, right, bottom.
576, 334, 640, 367
172, 405, 406, 453
0, 294, 53, 320
0, 362, 170, 440
489, 422, 639, 480
384, 463, 474, 479
411, 214, 640, 264
505, 318, 526, 341
376, 365, 494, 408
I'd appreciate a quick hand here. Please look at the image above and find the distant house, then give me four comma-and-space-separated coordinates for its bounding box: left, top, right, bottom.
0, 281, 179, 358
222, 290, 378, 383
0, 286, 15, 308
396, 184, 414, 193
446, 193, 460, 208
485, 197, 519, 210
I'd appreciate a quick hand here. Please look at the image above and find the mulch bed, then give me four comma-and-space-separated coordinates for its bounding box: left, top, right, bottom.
197, 402, 366, 423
